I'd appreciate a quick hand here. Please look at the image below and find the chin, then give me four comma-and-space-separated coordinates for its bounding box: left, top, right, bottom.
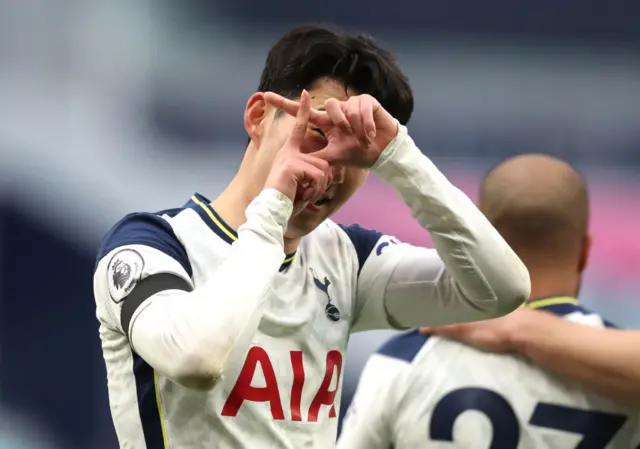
286, 213, 327, 239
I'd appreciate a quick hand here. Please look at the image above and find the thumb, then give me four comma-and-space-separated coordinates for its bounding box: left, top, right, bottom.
312, 145, 340, 164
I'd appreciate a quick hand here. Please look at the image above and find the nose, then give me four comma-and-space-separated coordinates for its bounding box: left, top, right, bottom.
331, 165, 346, 184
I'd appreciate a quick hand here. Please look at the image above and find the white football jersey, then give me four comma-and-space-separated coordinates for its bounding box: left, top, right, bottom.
94, 193, 406, 449
338, 297, 640, 449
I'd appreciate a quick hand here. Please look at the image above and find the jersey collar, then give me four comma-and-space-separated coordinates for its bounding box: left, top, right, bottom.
524, 295, 579, 315
186, 193, 296, 271
525, 295, 579, 309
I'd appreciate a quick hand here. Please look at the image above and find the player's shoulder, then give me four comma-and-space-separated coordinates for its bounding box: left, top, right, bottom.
96, 208, 189, 268
306, 220, 379, 251
527, 296, 618, 328
376, 329, 433, 364
94, 193, 219, 277
97, 192, 217, 257
316, 221, 400, 272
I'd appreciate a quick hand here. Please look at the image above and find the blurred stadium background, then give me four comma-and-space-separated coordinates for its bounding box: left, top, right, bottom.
0, 0, 638, 447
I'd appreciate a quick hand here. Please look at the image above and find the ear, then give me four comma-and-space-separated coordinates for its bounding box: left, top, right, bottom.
244, 92, 267, 145
577, 234, 592, 273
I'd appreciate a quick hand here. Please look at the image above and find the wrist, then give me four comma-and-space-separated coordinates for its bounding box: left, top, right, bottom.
246, 189, 293, 231
370, 121, 406, 173
507, 308, 540, 355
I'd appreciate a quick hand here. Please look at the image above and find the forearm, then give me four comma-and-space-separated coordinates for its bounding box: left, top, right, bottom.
371, 125, 530, 318
512, 310, 640, 404
130, 189, 292, 389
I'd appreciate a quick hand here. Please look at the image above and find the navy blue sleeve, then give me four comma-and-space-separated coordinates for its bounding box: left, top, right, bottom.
535, 303, 619, 329
376, 329, 431, 363
338, 224, 384, 274
576, 306, 619, 329
95, 211, 192, 277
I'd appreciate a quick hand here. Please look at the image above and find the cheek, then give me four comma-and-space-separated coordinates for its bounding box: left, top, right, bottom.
333, 169, 369, 204
256, 119, 292, 163
261, 115, 294, 148
347, 168, 369, 190
300, 132, 328, 154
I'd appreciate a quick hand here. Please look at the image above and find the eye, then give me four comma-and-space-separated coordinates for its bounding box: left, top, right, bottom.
313, 127, 326, 139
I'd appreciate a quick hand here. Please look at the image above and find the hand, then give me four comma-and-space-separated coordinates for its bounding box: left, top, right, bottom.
422, 309, 531, 353
264, 92, 399, 168
264, 90, 333, 214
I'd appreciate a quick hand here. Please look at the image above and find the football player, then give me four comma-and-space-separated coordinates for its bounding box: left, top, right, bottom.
93, 25, 529, 448
338, 154, 639, 448
430, 297, 640, 408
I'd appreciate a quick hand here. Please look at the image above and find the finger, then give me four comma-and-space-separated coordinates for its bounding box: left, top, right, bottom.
305, 158, 333, 200
295, 153, 333, 192
312, 145, 339, 165
324, 98, 352, 134
359, 96, 376, 140
300, 186, 316, 203
287, 90, 311, 149
346, 99, 368, 148
299, 164, 329, 204
264, 92, 331, 127
264, 92, 299, 116
299, 153, 333, 182
290, 156, 332, 206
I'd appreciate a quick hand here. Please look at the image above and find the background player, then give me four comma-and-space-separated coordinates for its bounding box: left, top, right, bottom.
430, 292, 640, 406
93, 25, 529, 448
338, 154, 639, 448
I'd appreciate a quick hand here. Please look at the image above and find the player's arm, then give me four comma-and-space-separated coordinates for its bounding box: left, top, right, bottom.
95, 93, 328, 391
262, 93, 529, 329
429, 307, 640, 405
337, 354, 400, 449
509, 309, 640, 405
349, 125, 530, 331
94, 189, 293, 391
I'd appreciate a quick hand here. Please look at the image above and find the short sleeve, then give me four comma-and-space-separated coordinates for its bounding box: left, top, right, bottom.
94, 212, 194, 335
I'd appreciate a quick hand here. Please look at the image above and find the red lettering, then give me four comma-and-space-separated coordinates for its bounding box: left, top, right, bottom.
308, 350, 343, 422
222, 347, 344, 422
290, 351, 305, 421
221, 346, 285, 420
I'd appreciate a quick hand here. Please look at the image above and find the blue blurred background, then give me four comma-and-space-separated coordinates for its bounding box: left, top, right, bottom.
0, 1, 638, 447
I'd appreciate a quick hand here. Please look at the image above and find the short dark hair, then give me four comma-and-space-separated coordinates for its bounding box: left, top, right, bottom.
257, 25, 414, 126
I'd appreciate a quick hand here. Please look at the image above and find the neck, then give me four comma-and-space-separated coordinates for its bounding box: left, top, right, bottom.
526, 266, 580, 301
211, 176, 255, 233
212, 175, 301, 256
282, 236, 301, 256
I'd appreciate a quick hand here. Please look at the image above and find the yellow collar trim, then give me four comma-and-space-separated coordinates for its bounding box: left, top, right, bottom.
525, 296, 578, 310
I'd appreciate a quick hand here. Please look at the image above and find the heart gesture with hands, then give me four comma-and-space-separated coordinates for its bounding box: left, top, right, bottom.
264, 92, 399, 168
263, 90, 333, 215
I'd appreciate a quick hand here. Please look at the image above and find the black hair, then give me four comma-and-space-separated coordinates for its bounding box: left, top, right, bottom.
257, 25, 414, 126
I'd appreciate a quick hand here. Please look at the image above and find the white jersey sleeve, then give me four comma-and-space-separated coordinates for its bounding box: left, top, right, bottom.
337, 331, 428, 449
343, 125, 530, 332
94, 215, 194, 336
94, 189, 293, 390
336, 355, 400, 449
